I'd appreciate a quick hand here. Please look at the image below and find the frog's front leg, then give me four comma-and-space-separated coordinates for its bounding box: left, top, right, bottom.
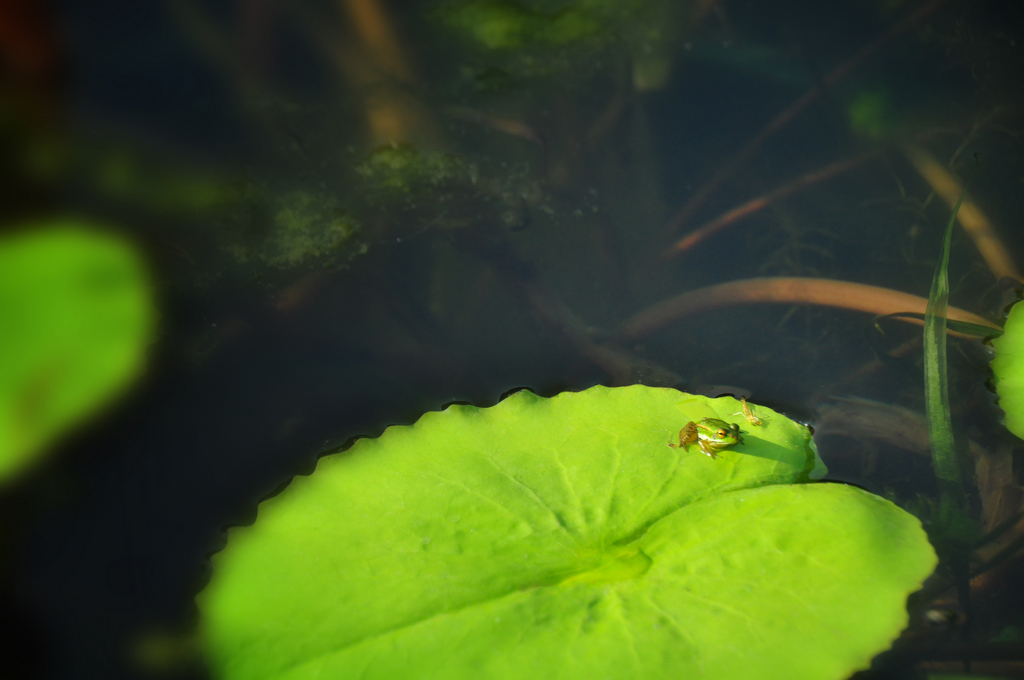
696, 438, 721, 459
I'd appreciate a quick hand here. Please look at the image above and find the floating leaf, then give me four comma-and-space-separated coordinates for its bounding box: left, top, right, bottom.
0, 222, 155, 482
200, 386, 936, 680
992, 300, 1024, 440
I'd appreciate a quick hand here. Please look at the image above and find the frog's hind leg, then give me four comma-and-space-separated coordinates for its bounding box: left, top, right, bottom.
669, 421, 699, 449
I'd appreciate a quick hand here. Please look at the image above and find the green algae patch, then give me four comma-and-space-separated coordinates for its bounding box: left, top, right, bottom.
992, 301, 1024, 440
200, 385, 936, 680
0, 222, 155, 482
355, 143, 475, 201
438, 1, 602, 50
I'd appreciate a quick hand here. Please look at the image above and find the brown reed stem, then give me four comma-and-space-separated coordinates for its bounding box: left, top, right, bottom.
900, 142, 1022, 282
618, 277, 1000, 342
664, 153, 874, 258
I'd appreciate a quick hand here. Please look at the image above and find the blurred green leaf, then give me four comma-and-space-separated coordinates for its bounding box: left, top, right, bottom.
849, 90, 893, 139
992, 300, 1024, 440
0, 221, 155, 482
201, 386, 936, 680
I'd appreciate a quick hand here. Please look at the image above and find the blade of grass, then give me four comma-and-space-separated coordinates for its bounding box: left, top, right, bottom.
922, 177, 983, 666
924, 183, 968, 494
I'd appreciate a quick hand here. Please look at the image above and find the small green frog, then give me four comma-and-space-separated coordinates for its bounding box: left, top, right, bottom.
669, 418, 743, 459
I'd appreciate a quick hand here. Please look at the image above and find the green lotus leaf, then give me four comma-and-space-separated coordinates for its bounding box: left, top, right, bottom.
992, 300, 1024, 439
0, 222, 155, 482
200, 385, 936, 680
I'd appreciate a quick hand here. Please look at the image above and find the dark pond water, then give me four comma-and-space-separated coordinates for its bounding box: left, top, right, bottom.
2, 0, 1024, 678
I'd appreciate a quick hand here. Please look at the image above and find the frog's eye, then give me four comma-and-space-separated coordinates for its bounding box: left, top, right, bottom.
716, 429, 727, 437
